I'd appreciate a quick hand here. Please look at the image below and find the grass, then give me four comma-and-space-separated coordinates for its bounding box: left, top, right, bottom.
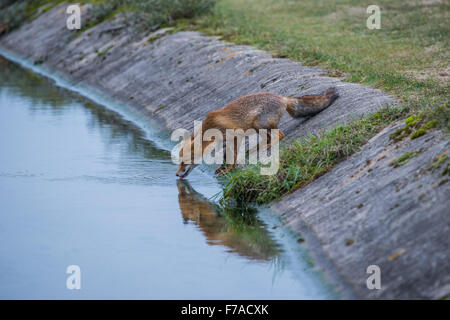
390, 151, 421, 168
77, 0, 216, 32
0, 0, 216, 34
0, 0, 65, 33
192, 0, 449, 122
192, 0, 449, 120
195, 0, 448, 90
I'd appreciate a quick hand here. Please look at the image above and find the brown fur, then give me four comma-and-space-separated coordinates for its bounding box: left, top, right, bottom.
176, 88, 338, 177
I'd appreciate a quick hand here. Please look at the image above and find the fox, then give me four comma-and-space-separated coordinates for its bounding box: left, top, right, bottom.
176, 87, 339, 178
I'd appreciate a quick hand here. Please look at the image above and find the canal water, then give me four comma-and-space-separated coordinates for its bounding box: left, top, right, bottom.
0, 56, 336, 299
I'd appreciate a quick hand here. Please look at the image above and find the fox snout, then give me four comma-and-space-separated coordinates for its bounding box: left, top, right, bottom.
176, 162, 196, 179
176, 163, 187, 178
177, 139, 196, 179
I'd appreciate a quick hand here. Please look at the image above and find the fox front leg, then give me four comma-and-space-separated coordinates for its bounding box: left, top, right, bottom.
215, 165, 227, 175
215, 138, 239, 176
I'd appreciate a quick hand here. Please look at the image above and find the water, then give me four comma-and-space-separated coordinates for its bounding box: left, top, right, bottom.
0, 56, 336, 299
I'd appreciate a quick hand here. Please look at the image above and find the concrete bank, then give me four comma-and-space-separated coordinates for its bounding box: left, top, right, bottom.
1, 4, 448, 299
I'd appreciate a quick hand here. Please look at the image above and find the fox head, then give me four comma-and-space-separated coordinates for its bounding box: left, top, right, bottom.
176, 137, 197, 179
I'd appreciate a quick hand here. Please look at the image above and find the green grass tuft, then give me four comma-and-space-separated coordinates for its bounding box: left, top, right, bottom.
390, 151, 421, 168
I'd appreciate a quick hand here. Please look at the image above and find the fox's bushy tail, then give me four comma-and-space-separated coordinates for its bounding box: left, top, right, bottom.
286, 87, 338, 118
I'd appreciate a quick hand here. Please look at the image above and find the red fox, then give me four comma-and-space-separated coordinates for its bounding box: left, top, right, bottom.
176, 87, 338, 178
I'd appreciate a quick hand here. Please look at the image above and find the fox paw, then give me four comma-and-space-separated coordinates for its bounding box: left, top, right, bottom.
215, 165, 236, 176
215, 165, 227, 176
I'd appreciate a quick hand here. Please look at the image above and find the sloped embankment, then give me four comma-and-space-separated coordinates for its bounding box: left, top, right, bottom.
1, 4, 448, 299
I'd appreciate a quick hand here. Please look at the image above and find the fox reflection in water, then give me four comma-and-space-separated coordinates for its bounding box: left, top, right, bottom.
176, 180, 282, 262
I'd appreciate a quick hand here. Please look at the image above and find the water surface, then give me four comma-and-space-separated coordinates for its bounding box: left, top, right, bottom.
0, 56, 335, 299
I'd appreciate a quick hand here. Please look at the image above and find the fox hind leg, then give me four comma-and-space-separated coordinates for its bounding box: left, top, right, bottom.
215, 136, 241, 176
259, 129, 284, 154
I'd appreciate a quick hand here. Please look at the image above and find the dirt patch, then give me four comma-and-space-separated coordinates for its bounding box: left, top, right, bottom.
408, 65, 450, 84
420, 0, 444, 5
325, 6, 366, 20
